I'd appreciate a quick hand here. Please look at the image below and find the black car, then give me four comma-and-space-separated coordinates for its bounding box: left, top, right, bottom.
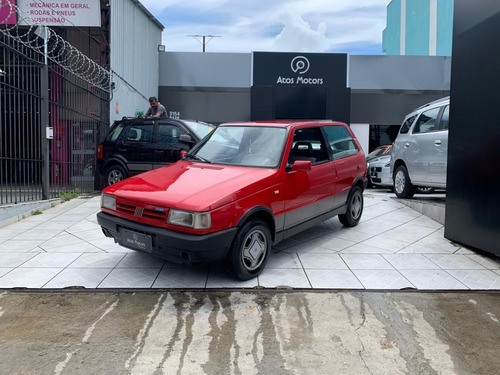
97, 117, 216, 187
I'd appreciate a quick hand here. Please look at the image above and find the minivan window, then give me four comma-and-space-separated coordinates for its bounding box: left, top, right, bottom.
400, 115, 416, 134
440, 106, 449, 130
413, 107, 440, 134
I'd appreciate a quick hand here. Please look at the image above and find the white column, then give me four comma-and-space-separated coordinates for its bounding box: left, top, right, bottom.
400, 0, 406, 55
429, 0, 437, 55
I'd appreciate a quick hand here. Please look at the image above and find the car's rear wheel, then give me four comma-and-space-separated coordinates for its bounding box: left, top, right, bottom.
105, 165, 127, 187
338, 186, 363, 227
229, 219, 271, 280
394, 165, 415, 199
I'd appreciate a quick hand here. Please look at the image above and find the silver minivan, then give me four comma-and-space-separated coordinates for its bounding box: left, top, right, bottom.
390, 97, 449, 198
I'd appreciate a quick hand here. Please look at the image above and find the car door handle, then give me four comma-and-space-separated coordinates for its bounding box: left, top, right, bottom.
404, 142, 410, 148
118, 148, 127, 152
434, 140, 442, 146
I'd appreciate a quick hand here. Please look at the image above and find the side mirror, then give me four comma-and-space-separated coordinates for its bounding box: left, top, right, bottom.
179, 134, 194, 144
180, 150, 188, 159
290, 160, 312, 172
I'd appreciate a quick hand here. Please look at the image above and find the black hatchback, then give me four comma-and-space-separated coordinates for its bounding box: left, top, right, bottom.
97, 117, 216, 187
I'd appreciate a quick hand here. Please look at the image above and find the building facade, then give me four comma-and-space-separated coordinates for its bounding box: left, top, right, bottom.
383, 0, 454, 56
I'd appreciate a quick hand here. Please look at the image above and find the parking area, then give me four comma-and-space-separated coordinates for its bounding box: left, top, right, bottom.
0, 190, 499, 290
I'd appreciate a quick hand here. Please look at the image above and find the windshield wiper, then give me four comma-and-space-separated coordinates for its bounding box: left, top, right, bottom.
184, 153, 211, 163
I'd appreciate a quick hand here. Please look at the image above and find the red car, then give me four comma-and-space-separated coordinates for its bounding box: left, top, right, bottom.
97, 121, 367, 280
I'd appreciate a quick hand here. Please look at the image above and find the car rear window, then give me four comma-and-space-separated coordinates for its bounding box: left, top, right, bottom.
105, 123, 126, 142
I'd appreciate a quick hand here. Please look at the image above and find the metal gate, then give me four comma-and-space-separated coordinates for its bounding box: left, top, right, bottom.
1, 24, 110, 205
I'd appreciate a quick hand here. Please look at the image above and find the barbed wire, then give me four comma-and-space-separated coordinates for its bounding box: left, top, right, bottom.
0, 1, 112, 91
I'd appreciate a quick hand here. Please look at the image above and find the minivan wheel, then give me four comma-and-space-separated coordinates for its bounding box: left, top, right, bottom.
229, 219, 271, 281
105, 165, 127, 186
338, 186, 363, 227
394, 165, 415, 199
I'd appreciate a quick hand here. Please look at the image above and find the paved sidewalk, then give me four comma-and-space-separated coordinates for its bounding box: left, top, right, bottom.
0, 191, 499, 290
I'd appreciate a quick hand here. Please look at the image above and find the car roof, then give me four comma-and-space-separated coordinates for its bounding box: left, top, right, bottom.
218, 120, 347, 129
411, 96, 450, 113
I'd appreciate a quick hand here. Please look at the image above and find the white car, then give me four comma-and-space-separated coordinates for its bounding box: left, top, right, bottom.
390, 97, 449, 198
368, 155, 392, 187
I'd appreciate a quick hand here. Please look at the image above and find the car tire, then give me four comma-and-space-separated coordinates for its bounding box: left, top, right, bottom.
338, 186, 363, 227
105, 165, 127, 187
416, 187, 436, 194
229, 219, 271, 281
393, 165, 415, 199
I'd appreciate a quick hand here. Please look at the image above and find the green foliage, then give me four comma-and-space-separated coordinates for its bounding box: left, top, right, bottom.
32, 209, 42, 215
58, 188, 80, 202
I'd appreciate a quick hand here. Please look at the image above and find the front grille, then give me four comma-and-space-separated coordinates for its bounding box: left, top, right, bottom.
116, 201, 167, 222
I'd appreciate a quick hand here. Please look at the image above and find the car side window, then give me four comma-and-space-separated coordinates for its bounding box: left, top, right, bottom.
439, 106, 449, 130
125, 124, 153, 143
413, 108, 440, 134
399, 115, 416, 134
288, 127, 329, 165
158, 124, 183, 144
105, 123, 126, 142
322, 125, 358, 160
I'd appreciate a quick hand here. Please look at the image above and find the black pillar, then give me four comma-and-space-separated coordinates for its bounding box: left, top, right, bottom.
444, 0, 500, 255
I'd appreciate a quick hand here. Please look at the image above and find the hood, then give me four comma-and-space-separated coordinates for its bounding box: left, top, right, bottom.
103, 161, 281, 211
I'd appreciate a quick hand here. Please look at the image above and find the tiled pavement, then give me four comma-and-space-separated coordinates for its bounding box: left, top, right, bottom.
0, 191, 499, 290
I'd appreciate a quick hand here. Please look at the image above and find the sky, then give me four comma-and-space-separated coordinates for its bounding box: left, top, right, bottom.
140, 0, 391, 55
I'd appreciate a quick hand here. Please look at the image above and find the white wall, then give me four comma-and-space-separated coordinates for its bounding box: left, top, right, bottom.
350, 124, 370, 155
109, 0, 163, 123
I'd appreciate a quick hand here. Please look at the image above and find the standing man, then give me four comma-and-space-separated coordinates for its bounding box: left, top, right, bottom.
144, 96, 167, 118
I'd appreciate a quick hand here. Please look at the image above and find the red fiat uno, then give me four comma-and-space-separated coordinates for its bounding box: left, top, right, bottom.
97, 121, 367, 280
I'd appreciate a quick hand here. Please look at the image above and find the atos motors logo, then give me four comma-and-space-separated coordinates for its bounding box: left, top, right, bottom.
291, 56, 310, 74
276, 55, 324, 85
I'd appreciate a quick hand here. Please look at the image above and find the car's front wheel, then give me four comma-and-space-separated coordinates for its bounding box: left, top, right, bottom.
105, 165, 127, 187
393, 165, 415, 198
338, 186, 363, 227
229, 219, 271, 280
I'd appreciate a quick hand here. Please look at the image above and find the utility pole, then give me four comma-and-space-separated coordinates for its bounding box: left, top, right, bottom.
187, 35, 221, 52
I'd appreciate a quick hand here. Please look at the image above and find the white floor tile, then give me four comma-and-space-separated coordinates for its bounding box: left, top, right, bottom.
382, 253, 441, 270
44, 268, 112, 288
340, 254, 394, 270
424, 254, 487, 270
116, 252, 165, 269
68, 253, 126, 268
0, 268, 62, 288
307, 235, 357, 252
465, 254, 500, 270
206, 270, 259, 289
306, 269, 363, 289
448, 270, 500, 289
20, 253, 81, 268
98, 268, 161, 288
0, 253, 38, 267
399, 269, 468, 290
298, 253, 348, 269
0, 268, 12, 277
258, 268, 311, 288
153, 266, 208, 288
360, 235, 412, 252
339, 243, 395, 254
267, 252, 302, 269
353, 270, 415, 289
0, 240, 43, 253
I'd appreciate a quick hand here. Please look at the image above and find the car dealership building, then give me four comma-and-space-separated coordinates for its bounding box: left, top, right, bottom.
157, 51, 451, 154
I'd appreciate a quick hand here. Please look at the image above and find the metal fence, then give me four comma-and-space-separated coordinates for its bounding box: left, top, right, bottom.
0, 27, 109, 205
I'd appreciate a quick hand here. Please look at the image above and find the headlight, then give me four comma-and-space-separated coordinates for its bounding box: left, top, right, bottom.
384, 160, 391, 167
168, 209, 211, 229
101, 194, 116, 211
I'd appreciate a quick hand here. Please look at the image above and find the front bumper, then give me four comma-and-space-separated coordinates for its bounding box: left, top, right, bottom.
97, 211, 238, 264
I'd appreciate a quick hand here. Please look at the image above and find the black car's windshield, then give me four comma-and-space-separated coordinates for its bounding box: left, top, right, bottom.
190, 126, 287, 168
183, 120, 216, 139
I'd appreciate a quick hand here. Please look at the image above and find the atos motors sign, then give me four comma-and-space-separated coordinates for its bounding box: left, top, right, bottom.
253, 52, 347, 88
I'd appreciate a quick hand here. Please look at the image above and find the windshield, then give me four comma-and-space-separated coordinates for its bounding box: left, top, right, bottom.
183, 120, 216, 139
188, 126, 288, 168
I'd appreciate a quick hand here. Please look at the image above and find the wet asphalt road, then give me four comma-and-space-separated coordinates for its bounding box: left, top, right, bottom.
0, 290, 499, 375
